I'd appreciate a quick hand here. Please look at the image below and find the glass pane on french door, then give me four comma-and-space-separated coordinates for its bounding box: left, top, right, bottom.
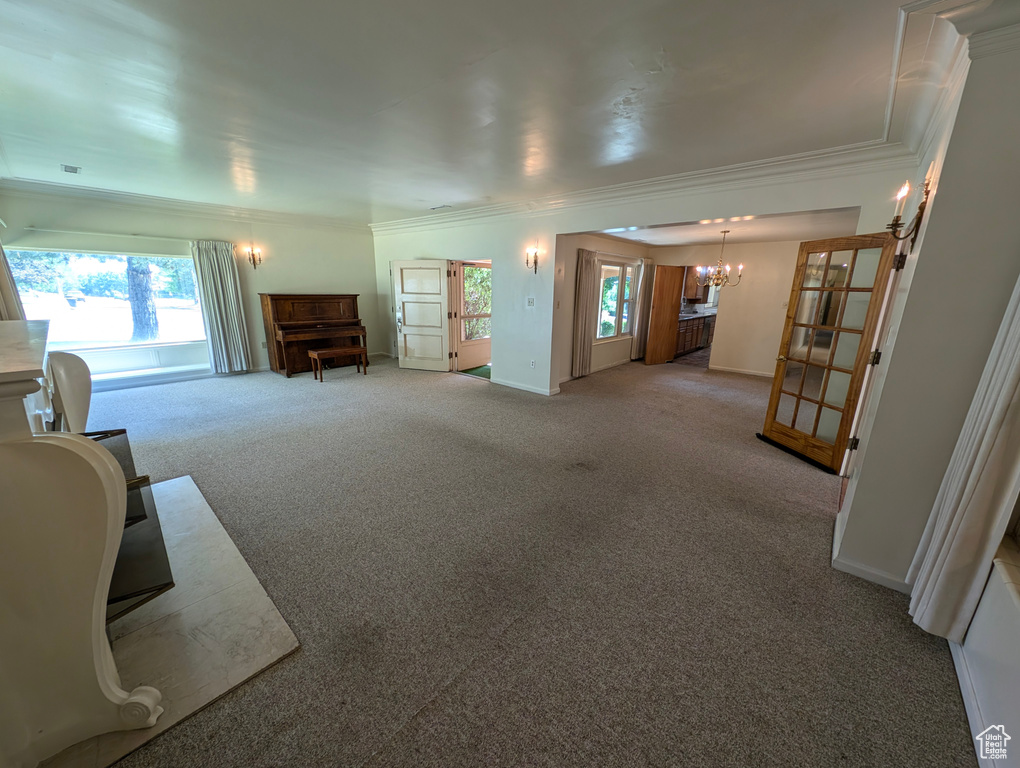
781, 248, 878, 445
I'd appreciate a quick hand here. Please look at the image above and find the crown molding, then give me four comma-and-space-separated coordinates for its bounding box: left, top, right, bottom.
369, 142, 918, 235
905, 0, 1020, 38
916, 38, 971, 163
0, 178, 370, 234
969, 22, 1020, 58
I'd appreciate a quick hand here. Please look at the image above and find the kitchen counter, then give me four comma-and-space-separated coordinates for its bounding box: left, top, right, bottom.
679, 307, 717, 319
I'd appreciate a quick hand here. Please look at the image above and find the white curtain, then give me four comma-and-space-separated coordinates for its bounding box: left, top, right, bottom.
0, 239, 26, 321
571, 249, 599, 378
631, 258, 655, 360
191, 240, 251, 374
908, 272, 1020, 642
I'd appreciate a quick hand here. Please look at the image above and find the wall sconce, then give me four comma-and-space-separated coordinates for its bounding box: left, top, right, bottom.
525, 243, 539, 274
243, 244, 262, 270
887, 178, 932, 256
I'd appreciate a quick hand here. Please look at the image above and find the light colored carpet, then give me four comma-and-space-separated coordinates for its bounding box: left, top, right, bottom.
88, 358, 975, 767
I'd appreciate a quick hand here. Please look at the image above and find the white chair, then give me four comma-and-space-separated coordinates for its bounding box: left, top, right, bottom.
48, 352, 92, 433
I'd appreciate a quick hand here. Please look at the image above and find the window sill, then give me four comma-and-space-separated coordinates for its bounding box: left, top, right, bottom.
593, 334, 634, 345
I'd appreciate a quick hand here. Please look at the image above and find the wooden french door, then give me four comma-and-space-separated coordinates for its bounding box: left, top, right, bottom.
761, 233, 896, 471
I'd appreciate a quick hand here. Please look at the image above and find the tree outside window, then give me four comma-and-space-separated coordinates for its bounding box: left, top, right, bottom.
597, 262, 637, 339
461, 264, 492, 340
7, 250, 205, 350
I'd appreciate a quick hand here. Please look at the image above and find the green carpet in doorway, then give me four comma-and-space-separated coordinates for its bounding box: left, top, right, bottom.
460, 364, 491, 380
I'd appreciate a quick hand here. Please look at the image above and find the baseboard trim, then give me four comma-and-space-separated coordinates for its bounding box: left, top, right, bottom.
708, 365, 772, 377
491, 378, 558, 396
832, 509, 849, 559
91, 369, 213, 392
949, 641, 985, 757
831, 553, 911, 594
589, 358, 630, 375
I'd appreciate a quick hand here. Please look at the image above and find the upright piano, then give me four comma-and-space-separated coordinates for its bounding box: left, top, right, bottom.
259, 293, 366, 377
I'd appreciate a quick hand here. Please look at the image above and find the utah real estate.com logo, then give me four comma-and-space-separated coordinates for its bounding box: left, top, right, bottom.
975, 725, 1010, 761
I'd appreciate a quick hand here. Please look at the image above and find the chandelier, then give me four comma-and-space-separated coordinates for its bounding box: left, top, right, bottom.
696, 230, 742, 288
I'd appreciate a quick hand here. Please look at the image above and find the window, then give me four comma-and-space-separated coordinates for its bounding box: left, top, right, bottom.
597, 262, 637, 340
7, 250, 209, 381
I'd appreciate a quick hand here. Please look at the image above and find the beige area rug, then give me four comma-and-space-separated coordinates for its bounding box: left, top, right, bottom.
44, 476, 299, 768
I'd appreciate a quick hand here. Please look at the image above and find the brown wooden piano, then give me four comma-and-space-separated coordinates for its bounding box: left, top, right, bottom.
259, 293, 367, 377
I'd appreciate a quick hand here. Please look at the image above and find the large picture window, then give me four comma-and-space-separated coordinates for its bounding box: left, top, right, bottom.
7, 250, 210, 383
597, 262, 637, 340
7, 251, 205, 349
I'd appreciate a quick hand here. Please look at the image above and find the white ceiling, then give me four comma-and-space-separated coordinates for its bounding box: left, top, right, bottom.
598, 208, 862, 247
0, 1, 953, 224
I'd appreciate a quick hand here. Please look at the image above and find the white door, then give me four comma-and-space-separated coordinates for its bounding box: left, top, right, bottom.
391, 260, 451, 371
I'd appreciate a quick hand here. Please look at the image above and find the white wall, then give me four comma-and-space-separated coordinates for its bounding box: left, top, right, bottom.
554, 233, 649, 383
371, 158, 916, 396
650, 241, 803, 377
833, 44, 1020, 589
0, 187, 379, 370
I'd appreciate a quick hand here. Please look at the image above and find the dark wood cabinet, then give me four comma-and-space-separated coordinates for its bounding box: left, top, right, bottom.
260, 293, 363, 377
674, 314, 716, 358
675, 316, 705, 356
683, 267, 708, 303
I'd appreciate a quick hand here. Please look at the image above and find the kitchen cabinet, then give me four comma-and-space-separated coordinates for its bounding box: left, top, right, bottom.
683, 267, 708, 303
675, 314, 716, 358
676, 316, 705, 356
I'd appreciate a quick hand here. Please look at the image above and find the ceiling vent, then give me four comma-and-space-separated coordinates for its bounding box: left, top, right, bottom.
61, 164, 82, 174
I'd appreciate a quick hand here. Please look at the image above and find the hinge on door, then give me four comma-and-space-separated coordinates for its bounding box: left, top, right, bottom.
893, 252, 907, 271
454, 311, 458, 318
848, 437, 861, 451
447, 270, 452, 277
869, 350, 882, 366
448, 352, 453, 359
448, 312, 452, 319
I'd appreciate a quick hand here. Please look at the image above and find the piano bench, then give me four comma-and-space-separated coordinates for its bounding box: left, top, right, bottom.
308, 347, 369, 381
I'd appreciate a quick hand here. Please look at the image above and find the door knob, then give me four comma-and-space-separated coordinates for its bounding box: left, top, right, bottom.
777, 355, 787, 362
396, 318, 403, 333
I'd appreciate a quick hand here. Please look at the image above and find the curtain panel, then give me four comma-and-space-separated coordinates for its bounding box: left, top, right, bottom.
908, 272, 1020, 642
571, 249, 600, 378
0, 239, 26, 322
191, 240, 251, 374
631, 258, 655, 360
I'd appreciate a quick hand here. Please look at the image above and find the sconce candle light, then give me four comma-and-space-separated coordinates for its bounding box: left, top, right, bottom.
243, 244, 262, 270
525, 243, 539, 274
887, 178, 932, 252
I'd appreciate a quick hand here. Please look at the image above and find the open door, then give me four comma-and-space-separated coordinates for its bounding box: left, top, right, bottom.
761, 233, 896, 471
644, 266, 687, 365
391, 260, 451, 371
450, 261, 492, 371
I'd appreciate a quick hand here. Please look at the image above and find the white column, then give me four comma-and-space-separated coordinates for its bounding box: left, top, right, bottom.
833, 7, 1020, 588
